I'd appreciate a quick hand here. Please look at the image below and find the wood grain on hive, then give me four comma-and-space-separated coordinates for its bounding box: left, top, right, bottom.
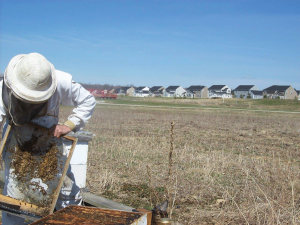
30, 205, 147, 225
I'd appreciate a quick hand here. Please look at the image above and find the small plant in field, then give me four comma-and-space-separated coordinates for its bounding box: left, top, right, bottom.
166, 121, 175, 218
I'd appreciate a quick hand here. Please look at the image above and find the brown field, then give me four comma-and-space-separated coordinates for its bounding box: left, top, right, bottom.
63, 103, 300, 224
0, 101, 299, 224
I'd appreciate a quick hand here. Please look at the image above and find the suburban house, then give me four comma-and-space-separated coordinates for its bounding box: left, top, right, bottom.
296, 90, 300, 100
149, 86, 165, 97
186, 85, 208, 98
263, 85, 297, 99
134, 86, 150, 97
208, 85, 232, 98
250, 90, 264, 99
164, 86, 186, 97
233, 85, 260, 98
115, 86, 135, 96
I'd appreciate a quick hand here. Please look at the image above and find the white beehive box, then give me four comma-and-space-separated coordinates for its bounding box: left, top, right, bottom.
66, 131, 93, 188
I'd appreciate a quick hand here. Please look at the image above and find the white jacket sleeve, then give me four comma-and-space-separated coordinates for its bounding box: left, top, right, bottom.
57, 70, 96, 132
0, 81, 7, 123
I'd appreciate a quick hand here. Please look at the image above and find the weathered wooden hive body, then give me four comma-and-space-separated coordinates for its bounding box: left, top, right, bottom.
30, 205, 147, 225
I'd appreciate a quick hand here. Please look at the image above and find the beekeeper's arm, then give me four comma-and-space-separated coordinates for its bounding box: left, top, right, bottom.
0, 81, 7, 124
49, 71, 96, 138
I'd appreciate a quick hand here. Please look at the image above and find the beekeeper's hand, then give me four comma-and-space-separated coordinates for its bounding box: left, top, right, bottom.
49, 124, 72, 138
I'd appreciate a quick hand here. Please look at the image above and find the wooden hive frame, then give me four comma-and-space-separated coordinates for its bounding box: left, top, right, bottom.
0, 123, 78, 216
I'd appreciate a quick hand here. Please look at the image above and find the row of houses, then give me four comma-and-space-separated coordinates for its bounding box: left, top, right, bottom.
0, 75, 297, 100
113, 85, 300, 100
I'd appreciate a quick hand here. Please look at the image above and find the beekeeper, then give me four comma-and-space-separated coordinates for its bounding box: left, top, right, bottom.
0, 53, 96, 224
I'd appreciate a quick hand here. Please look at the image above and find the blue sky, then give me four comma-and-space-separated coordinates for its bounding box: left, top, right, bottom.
0, 0, 299, 89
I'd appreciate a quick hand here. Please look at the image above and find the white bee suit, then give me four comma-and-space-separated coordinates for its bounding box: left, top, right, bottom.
0, 70, 96, 224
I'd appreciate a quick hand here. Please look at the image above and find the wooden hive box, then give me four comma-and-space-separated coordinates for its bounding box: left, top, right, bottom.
30, 205, 147, 225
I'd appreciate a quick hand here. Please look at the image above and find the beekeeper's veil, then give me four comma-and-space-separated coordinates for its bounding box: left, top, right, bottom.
3, 53, 57, 126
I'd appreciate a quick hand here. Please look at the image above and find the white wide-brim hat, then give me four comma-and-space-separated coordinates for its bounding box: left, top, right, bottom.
4, 53, 57, 103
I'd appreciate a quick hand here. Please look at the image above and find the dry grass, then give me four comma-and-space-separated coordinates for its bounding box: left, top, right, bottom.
60, 104, 300, 224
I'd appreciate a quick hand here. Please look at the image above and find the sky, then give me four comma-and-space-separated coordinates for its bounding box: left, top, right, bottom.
0, 0, 299, 89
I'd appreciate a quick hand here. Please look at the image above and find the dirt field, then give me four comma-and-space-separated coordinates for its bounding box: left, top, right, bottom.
61, 102, 300, 224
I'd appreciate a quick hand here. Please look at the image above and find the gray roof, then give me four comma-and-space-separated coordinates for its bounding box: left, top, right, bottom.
208, 85, 227, 90
234, 85, 255, 91
120, 86, 132, 91
115, 86, 133, 93
186, 85, 206, 92
166, 86, 180, 92
250, 90, 263, 95
263, 85, 291, 93
149, 86, 163, 92
135, 86, 146, 91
